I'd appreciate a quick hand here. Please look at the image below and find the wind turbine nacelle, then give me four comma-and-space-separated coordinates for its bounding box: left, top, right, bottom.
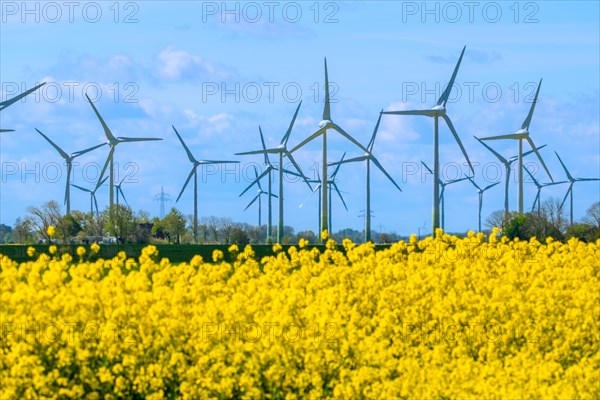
516, 128, 528, 135
431, 105, 446, 112
319, 120, 333, 128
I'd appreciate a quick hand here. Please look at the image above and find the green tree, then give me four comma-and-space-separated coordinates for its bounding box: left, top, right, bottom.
12, 217, 35, 244
26, 200, 63, 242
163, 208, 187, 244
102, 205, 136, 243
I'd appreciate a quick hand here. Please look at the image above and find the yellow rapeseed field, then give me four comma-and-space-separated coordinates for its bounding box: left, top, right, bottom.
1, 230, 599, 399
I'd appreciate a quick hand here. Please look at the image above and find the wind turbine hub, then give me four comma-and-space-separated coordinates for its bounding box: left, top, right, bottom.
319, 120, 333, 128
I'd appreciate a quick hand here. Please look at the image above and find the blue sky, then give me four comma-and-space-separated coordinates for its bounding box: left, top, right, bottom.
1, 1, 599, 235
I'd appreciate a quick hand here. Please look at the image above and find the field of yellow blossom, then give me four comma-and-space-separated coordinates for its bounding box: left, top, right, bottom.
1, 230, 599, 399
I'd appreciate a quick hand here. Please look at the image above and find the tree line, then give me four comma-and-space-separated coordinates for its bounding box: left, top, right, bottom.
2, 199, 597, 245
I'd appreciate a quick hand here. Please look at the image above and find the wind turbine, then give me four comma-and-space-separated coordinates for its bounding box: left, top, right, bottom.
465, 176, 501, 232
523, 165, 566, 214
83, 94, 162, 209
1, 82, 46, 132
35, 128, 105, 214
290, 58, 369, 240
421, 161, 470, 231
555, 152, 600, 226
236, 102, 312, 243
303, 153, 349, 234
238, 126, 285, 242
475, 137, 546, 215
114, 176, 129, 207
478, 79, 553, 214
382, 46, 474, 233
242, 166, 278, 227
71, 176, 109, 215
327, 112, 401, 242
172, 125, 239, 243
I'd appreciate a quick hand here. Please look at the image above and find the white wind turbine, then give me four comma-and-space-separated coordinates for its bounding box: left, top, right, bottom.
465, 176, 500, 232
327, 112, 401, 242
35, 128, 105, 214
382, 46, 474, 233
236, 102, 312, 243
421, 161, 470, 231
172, 125, 239, 243
478, 79, 553, 214
523, 164, 566, 214
302, 153, 349, 234
290, 58, 369, 240
475, 137, 546, 215
71, 176, 108, 215
241, 166, 278, 227
555, 151, 600, 226
84, 94, 162, 209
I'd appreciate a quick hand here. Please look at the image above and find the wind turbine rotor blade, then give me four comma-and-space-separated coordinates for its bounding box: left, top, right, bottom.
94, 176, 109, 192
73, 142, 107, 157
176, 166, 197, 202
484, 181, 500, 191
464, 175, 481, 190
526, 137, 552, 182
64, 163, 72, 205
253, 166, 264, 192
367, 110, 384, 152
554, 151, 574, 181
95, 146, 115, 190
421, 161, 433, 175
289, 127, 326, 153
200, 160, 240, 165
448, 176, 470, 185
438, 45, 466, 107
328, 155, 369, 166
371, 155, 402, 192
258, 126, 270, 165
85, 94, 117, 142
331, 152, 346, 178
118, 187, 129, 206
240, 167, 270, 197
299, 187, 318, 208
118, 137, 162, 142
522, 144, 547, 159
323, 58, 331, 121
282, 168, 303, 178
474, 136, 508, 164
35, 128, 70, 159
244, 194, 260, 211
71, 184, 91, 193
521, 79, 542, 130
559, 184, 572, 212
93, 194, 99, 215
382, 109, 432, 116
576, 178, 600, 182
0, 129, 15, 133
285, 151, 313, 191
523, 165, 540, 187
532, 191, 540, 212
0, 82, 46, 110
332, 183, 348, 211
236, 149, 281, 156
172, 126, 197, 164
332, 124, 368, 153
443, 114, 474, 173
282, 101, 302, 146
479, 133, 524, 141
